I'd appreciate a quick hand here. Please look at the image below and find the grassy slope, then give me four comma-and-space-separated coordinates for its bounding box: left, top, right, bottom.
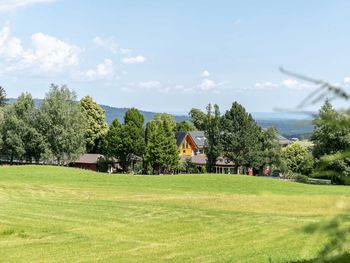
0, 166, 349, 263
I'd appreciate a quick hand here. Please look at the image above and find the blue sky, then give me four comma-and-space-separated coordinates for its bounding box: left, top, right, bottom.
1, 0, 350, 113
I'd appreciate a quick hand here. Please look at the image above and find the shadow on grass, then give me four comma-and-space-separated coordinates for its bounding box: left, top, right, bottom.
291, 212, 350, 263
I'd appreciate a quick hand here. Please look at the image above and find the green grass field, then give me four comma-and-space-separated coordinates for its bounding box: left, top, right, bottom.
0, 166, 349, 262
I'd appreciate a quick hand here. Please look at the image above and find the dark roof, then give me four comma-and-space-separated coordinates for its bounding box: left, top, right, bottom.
262, 128, 292, 145
75, 154, 105, 164
175, 132, 187, 147
188, 131, 206, 148
276, 133, 292, 145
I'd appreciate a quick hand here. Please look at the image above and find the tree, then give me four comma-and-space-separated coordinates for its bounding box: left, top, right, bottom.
204, 104, 222, 173
0, 86, 7, 107
103, 118, 122, 159
79, 96, 108, 153
311, 100, 350, 159
258, 127, 282, 174
0, 106, 25, 163
0, 93, 48, 163
102, 108, 145, 172
189, 108, 206, 130
174, 120, 196, 132
144, 114, 179, 174
119, 108, 145, 172
221, 102, 262, 174
38, 84, 86, 165
282, 143, 314, 175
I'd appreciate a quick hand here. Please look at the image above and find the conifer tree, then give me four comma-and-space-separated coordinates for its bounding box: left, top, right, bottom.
221, 102, 262, 173
205, 103, 222, 173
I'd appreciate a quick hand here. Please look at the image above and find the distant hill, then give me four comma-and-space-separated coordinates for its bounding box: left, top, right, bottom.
7, 98, 190, 124
7, 98, 314, 138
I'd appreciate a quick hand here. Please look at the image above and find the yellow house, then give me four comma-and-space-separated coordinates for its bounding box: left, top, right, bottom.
175, 131, 206, 157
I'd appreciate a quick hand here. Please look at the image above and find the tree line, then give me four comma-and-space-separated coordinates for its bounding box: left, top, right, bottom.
1, 84, 347, 183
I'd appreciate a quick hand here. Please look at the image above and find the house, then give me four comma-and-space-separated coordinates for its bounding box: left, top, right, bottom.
276, 133, 292, 147
175, 131, 235, 173
175, 129, 290, 174
73, 154, 119, 172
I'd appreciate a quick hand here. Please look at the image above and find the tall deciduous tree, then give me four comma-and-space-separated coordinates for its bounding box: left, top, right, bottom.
0, 93, 48, 163
79, 96, 108, 153
38, 84, 86, 165
205, 104, 222, 173
145, 114, 178, 174
221, 102, 262, 173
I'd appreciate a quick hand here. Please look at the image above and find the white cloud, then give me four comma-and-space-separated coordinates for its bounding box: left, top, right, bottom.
122, 55, 146, 64
0, 0, 54, 12
199, 78, 216, 91
201, 70, 210, 77
29, 32, 81, 72
93, 36, 120, 54
0, 25, 81, 74
251, 79, 314, 91
0, 25, 23, 58
139, 80, 161, 89
254, 81, 278, 90
344, 77, 350, 84
83, 59, 114, 80
282, 79, 298, 88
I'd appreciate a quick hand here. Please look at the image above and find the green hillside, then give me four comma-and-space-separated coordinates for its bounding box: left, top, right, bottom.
0, 166, 349, 262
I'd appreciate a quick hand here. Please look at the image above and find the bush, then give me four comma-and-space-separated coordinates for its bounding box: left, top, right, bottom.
282, 171, 309, 183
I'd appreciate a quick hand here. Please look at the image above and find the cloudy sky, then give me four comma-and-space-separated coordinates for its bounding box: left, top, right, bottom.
1, 0, 350, 113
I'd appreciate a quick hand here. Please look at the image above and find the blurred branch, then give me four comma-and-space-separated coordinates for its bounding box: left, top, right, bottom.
280, 67, 350, 108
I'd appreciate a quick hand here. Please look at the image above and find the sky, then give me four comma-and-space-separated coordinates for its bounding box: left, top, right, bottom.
1, 0, 350, 113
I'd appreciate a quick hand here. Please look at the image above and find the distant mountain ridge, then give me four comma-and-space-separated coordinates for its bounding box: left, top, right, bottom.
7, 98, 314, 138
7, 98, 190, 124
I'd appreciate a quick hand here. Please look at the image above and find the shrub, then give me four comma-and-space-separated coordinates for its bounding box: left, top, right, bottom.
282, 171, 309, 183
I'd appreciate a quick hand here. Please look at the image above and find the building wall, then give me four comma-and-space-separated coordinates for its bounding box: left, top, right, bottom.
74, 163, 97, 172
178, 135, 197, 156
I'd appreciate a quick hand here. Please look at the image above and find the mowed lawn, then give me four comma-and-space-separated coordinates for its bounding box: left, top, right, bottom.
0, 166, 349, 263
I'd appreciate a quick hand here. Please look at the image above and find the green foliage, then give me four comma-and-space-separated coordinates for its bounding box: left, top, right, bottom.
311, 100, 350, 158
0, 93, 48, 163
282, 171, 309, 183
184, 157, 199, 173
0, 86, 7, 107
189, 108, 206, 130
204, 104, 222, 173
79, 96, 108, 153
103, 118, 122, 158
221, 102, 262, 172
145, 113, 179, 174
282, 143, 314, 175
258, 127, 283, 174
37, 84, 86, 164
310, 100, 350, 183
174, 120, 196, 132
103, 109, 145, 172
